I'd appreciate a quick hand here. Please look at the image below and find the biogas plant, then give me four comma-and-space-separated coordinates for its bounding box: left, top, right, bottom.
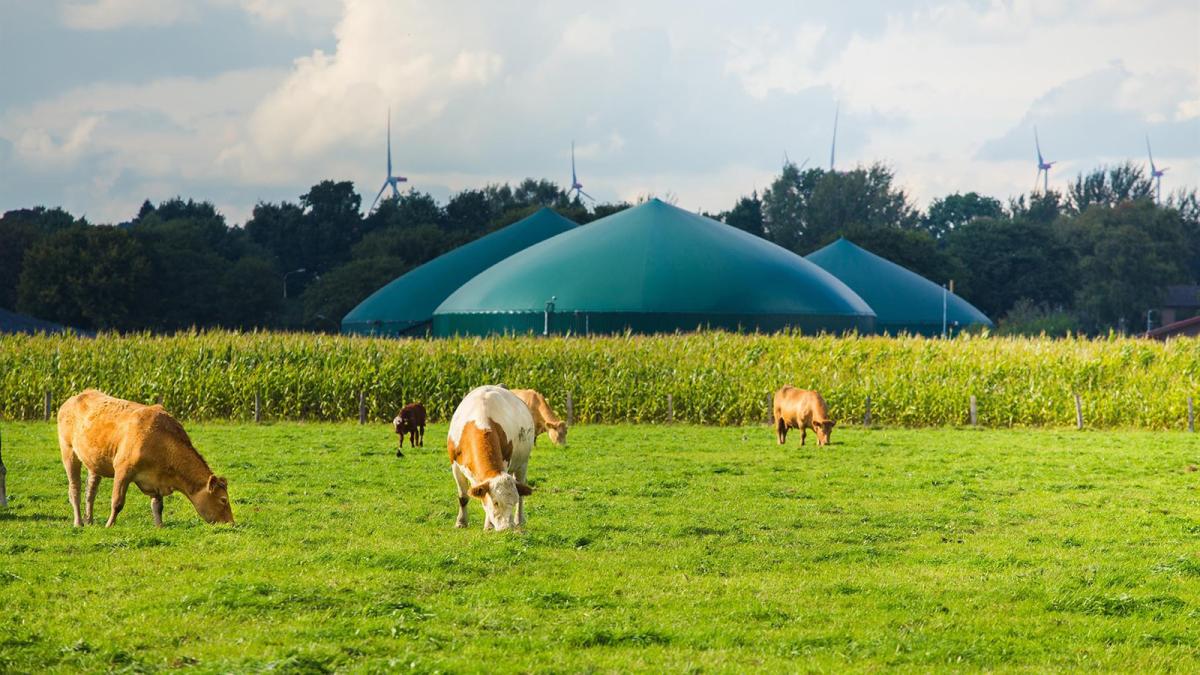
343, 198, 992, 338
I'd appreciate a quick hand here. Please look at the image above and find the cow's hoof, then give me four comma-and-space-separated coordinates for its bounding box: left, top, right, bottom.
455, 520, 467, 529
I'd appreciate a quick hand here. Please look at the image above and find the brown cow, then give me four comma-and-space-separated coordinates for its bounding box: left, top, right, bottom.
57, 390, 234, 527
773, 386, 836, 447
448, 385, 535, 531
511, 389, 568, 446
393, 402, 426, 457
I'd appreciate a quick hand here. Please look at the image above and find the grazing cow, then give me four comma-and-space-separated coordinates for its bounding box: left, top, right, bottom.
57, 390, 234, 527
447, 385, 535, 531
511, 389, 568, 446
774, 386, 836, 447
393, 402, 427, 457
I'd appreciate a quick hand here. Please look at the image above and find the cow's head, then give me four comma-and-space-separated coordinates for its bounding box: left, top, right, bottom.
194, 475, 234, 524
392, 414, 408, 434
815, 419, 836, 446
468, 473, 532, 531
547, 421, 568, 446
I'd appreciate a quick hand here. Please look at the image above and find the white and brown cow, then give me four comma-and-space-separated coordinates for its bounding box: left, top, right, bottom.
447, 385, 535, 531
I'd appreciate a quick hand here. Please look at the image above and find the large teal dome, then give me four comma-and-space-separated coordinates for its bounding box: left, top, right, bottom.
807, 238, 992, 336
342, 208, 577, 336
433, 199, 876, 336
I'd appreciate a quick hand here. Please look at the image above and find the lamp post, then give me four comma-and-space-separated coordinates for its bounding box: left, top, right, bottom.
544, 296, 556, 336
283, 268, 306, 299
942, 284, 948, 338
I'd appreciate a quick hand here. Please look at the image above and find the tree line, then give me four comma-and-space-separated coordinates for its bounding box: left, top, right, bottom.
1, 164, 1196, 335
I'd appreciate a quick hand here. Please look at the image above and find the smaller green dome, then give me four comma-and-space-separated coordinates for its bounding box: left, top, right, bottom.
807, 238, 992, 336
342, 208, 577, 336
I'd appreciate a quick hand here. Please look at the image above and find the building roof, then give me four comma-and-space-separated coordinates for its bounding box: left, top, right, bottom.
0, 307, 70, 335
1163, 285, 1200, 309
1146, 315, 1200, 340
433, 199, 876, 336
341, 207, 577, 336
806, 238, 992, 336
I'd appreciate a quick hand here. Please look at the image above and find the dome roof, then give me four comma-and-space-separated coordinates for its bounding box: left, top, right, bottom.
433, 199, 875, 336
806, 238, 992, 335
342, 207, 577, 335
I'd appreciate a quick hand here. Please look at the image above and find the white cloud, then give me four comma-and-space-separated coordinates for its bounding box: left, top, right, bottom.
8, 0, 1199, 223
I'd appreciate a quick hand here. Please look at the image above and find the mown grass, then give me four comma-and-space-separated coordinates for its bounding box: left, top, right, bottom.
1, 423, 1199, 672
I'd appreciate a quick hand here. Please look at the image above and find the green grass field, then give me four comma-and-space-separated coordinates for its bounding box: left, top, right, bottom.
2, 422, 1199, 672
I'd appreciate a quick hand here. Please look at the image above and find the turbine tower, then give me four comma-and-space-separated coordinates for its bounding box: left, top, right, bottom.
1146, 135, 1168, 203
829, 102, 839, 171
568, 141, 594, 202
1034, 126, 1055, 193
370, 108, 408, 212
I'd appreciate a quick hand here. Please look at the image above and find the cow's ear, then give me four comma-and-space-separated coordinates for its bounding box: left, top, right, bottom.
516, 482, 533, 496
827, 420, 836, 428
207, 475, 220, 492
469, 482, 490, 498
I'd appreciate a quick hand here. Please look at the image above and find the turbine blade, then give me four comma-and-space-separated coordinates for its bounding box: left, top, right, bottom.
571, 140, 578, 184
830, 102, 839, 171
579, 189, 596, 202
371, 180, 389, 211
1035, 126, 1043, 164
387, 109, 392, 175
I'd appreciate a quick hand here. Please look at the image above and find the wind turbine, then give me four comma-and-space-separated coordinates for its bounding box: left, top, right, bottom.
370, 108, 408, 212
568, 141, 594, 202
1146, 134, 1168, 203
829, 102, 839, 171
1034, 126, 1055, 193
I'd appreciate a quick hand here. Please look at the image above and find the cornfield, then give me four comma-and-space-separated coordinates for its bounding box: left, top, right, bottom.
1, 330, 1198, 429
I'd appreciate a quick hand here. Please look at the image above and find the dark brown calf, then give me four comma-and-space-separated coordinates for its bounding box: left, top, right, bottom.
393, 402, 427, 457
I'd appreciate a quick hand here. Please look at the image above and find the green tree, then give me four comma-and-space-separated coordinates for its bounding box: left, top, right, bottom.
762, 163, 917, 254
723, 192, 765, 237
945, 217, 1077, 320
923, 192, 1003, 239
0, 207, 81, 309
351, 223, 458, 265
1061, 200, 1189, 330
17, 226, 151, 330
444, 189, 494, 233
300, 257, 411, 331
218, 257, 283, 328
1066, 163, 1154, 215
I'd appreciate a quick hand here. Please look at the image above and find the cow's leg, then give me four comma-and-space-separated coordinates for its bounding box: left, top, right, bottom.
85, 470, 101, 525
396, 432, 405, 458
106, 470, 132, 528
62, 449, 83, 527
800, 426, 807, 446
515, 465, 529, 526
151, 495, 164, 527
418, 425, 425, 447
776, 417, 787, 445
451, 464, 470, 528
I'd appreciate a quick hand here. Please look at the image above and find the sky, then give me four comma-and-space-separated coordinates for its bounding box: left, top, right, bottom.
1, 0, 1197, 225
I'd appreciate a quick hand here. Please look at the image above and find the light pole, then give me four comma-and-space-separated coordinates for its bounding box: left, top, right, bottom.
544, 296, 556, 336
283, 268, 306, 299
1146, 309, 1157, 334
942, 284, 948, 338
